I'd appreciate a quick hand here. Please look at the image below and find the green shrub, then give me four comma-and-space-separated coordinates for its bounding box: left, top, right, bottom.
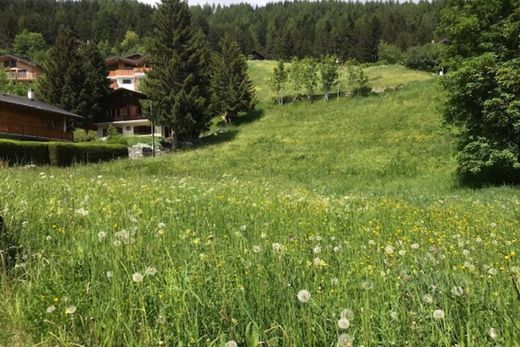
74, 129, 98, 142
0, 139, 50, 165
457, 138, 520, 185
48, 143, 128, 166
405, 44, 440, 72
378, 41, 404, 64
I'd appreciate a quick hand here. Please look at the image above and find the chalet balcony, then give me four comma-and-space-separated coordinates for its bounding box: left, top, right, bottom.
108, 67, 149, 78
5, 70, 39, 81
0, 122, 73, 141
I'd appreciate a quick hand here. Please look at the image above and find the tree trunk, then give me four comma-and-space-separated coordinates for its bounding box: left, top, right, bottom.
171, 131, 178, 150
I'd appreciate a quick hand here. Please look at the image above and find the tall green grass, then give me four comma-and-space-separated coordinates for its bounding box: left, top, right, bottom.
1, 64, 519, 346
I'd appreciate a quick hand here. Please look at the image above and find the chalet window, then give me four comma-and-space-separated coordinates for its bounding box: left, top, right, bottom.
3, 59, 16, 68
122, 79, 132, 85
42, 120, 56, 130
134, 126, 151, 135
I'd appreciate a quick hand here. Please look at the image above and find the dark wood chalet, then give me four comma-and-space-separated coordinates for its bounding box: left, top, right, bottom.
0, 93, 82, 141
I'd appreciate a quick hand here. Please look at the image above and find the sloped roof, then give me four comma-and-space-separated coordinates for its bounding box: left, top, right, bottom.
0, 93, 83, 119
105, 55, 148, 67
104, 88, 148, 100
0, 54, 41, 69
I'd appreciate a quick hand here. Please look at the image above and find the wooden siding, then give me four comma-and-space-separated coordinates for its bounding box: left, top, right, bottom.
0, 104, 73, 141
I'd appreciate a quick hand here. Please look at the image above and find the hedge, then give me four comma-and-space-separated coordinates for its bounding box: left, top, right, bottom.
0, 139, 128, 167
0, 139, 50, 165
48, 142, 128, 166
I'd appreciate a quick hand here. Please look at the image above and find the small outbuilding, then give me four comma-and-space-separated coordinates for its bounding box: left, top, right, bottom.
0, 92, 82, 141
248, 50, 266, 61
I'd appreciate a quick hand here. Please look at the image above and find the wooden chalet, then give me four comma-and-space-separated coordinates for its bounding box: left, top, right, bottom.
94, 88, 167, 138
105, 54, 149, 91
0, 54, 42, 82
0, 92, 82, 141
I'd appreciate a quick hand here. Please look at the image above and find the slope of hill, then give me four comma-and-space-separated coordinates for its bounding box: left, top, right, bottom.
1, 64, 519, 346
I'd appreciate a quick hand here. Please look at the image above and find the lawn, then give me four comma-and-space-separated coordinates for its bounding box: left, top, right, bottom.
1, 63, 519, 346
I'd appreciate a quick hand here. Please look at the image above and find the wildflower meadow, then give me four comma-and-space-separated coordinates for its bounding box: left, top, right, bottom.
1, 65, 520, 345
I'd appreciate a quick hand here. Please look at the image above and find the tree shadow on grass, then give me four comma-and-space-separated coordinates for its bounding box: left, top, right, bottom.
232, 108, 265, 126
198, 129, 239, 148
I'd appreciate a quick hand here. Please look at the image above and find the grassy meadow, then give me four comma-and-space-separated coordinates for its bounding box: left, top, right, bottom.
1, 63, 520, 346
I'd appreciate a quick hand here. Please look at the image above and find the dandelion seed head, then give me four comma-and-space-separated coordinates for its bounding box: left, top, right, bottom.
340, 309, 354, 320
145, 267, 157, 276
337, 333, 355, 347
297, 289, 311, 303
337, 317, 350, 329
422, 294, 433, 304
225, 340, 238, 347
132, 272, 144, 283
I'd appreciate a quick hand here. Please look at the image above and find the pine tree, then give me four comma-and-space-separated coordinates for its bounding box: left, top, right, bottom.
143, 0, 212, 143
36, 27, 88, 118
270, 60, 288, 105
211, 34, 256, 123
80, 41, 110, 124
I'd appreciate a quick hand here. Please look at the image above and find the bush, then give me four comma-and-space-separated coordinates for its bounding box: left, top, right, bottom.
404, 44, 440, 72
48, 143, 128, 166
347, 64, 372, 96
0, 139, 50, 165
378, 42, 404, 64
74, 129, 98, 142
457, 139, 520, 185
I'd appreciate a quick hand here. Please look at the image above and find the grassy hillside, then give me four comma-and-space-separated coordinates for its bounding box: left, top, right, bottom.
248, 61, 433, 102
1, 64, 519, 346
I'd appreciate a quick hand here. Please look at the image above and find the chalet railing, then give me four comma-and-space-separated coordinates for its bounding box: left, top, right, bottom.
5, 71, 39, 81
0, 122, 73, 141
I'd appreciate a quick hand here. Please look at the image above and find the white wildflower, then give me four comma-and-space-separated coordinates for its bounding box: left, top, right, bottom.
272, 242, 283, 253
97, 231, 107, 241
145, 267, 157, 276
390, 311, 399, 320
433, 309, 445, 320
75, 208, 89, 216
422, 294, 434, 304
46, 305, 56, 314
451, 286, 464, 297
488, 267, 498, 276
65, 305, 77, 315
313, 246, 321, 254
361, 280, 373, 290
252, 245, 261, 253
225, 341, 238, 347
488, 327, 497, 340
384, 245, 394, 255
411, 243, 420, 250
106, 271, 113, 279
